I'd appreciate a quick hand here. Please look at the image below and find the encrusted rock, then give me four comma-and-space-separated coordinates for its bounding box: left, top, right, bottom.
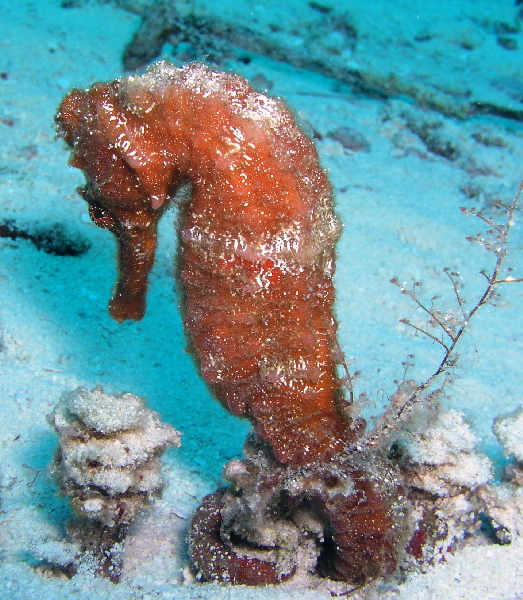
48, 386, 181, 527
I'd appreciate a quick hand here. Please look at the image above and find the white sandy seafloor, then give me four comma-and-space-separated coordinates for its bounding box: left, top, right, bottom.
0, 1, 522, 598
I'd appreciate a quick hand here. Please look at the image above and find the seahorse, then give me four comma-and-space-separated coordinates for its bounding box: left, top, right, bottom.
56, 61, 361, 467
56, 62, 396, 585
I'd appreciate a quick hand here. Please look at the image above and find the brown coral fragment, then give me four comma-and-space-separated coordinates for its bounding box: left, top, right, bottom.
190, 490, 296, 585
317, 471, 397, 584
189, 436, 401, 586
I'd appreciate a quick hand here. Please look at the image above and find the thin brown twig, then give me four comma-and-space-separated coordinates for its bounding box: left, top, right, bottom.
399, 318, 450, 350
355, 180, 522, 449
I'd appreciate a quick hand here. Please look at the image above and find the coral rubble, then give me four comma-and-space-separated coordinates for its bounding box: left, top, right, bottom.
190, 434, 403, 586
48, 386, 181, 527
480, 406, 523, 544
493, 406, 523, 476
46, 386, 180, 580
394, 407, 492, 566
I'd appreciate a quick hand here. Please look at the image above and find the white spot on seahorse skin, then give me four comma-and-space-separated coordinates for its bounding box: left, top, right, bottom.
223, 141, 241, 158
231, 127, 245, 141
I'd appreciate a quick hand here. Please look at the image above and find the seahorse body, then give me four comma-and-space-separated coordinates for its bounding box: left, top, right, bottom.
56, 61, 359, 467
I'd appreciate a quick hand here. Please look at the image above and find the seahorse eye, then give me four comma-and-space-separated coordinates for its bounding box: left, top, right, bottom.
89, 202, 115, 229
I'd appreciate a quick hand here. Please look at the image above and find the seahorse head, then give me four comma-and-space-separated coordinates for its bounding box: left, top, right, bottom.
56, 81, 177, 322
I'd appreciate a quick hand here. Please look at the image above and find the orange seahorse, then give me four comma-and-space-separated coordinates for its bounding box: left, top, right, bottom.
56, 61, 361, 468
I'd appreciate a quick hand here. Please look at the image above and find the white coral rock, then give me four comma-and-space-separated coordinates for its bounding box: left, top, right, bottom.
493, 405, 523, 462
402, 409, 492, 496
48, 386, 181, 527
